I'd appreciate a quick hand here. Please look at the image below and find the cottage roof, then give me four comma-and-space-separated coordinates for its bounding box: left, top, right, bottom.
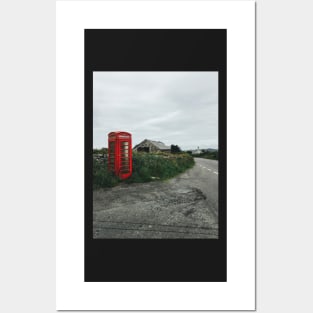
133, 139, 170, 150
149, 140, 170, 150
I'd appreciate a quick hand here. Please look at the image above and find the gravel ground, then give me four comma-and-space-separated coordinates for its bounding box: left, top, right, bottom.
93, 158, 218, 239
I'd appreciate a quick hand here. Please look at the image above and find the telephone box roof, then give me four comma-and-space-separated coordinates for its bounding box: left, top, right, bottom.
108, 131, 131, 137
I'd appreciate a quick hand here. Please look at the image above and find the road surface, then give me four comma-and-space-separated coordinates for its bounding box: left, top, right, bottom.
93, 158, 218, 239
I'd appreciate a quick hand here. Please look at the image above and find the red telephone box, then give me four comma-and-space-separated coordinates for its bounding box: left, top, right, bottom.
108, 131, 132, 179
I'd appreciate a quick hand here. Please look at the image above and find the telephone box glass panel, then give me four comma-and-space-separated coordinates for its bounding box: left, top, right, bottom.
108, 131, 132, 179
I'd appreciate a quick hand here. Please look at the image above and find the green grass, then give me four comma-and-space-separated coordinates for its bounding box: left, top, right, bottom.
93, 158, 120, 189
93, 152, 195, 189
194, 150, 218, 160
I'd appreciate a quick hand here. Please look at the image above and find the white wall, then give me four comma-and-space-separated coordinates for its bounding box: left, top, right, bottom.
1, 0, 313, 312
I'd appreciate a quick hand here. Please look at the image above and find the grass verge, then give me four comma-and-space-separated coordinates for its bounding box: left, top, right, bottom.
93, 152, 195, 190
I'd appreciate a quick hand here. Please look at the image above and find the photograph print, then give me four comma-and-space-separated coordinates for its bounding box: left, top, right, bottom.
85, 29, 226, 282
93, 72, 219, 239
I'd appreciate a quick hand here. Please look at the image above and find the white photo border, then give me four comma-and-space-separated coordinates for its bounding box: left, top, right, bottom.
56, 1, 255, 310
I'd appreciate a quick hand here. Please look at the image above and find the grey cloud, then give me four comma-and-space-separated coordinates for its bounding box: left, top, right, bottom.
93, 72, 218, 150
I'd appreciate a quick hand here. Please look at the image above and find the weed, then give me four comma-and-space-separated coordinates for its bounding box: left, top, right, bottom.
93, 152, 195, 189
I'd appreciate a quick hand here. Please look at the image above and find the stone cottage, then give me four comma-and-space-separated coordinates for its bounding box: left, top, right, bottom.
133, 139, 171, 153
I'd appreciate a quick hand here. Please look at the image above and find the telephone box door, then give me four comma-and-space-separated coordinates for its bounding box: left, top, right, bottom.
108, 131, 132, 179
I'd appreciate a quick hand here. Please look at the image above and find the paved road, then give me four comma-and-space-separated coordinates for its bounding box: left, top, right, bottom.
93, 158, 218, 239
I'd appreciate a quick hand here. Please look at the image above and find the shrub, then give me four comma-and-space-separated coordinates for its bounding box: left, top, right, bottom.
126, 152, 194, 183
170, 144, 182, 153
196, 150, 218, 160
93, 151, 195, 189
93, 158, 120, 189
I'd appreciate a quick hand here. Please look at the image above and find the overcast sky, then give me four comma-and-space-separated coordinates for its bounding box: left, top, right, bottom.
93, 72, 218, 150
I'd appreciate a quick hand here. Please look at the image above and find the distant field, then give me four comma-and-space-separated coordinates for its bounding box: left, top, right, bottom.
192, 150, 218, 160
93, 152, 195, 190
